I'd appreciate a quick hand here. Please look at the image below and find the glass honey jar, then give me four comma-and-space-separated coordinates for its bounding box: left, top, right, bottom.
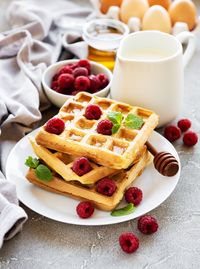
82, 19, 129, 70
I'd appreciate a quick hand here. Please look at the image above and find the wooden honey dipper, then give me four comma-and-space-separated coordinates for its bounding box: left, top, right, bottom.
146, 141, 179, 177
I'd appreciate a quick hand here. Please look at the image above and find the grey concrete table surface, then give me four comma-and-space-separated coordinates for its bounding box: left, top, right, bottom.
0, 0, 200, 268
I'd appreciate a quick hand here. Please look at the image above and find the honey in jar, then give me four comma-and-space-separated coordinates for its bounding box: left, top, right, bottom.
82, 19, 129, 70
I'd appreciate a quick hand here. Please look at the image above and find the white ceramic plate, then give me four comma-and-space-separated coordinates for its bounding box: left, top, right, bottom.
6, 128, 180, 226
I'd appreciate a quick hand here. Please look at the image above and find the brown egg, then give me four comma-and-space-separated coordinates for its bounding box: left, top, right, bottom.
120, 0, 149, 23
142, 5, 171, 33
100, 0, 123, 14
148, 0, 171, 10
168, 0, 197, 31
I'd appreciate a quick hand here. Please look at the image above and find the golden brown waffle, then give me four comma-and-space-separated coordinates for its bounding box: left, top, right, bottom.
26, 148, 151, 211
30, 139, 118, 185
36, 92, 158, 169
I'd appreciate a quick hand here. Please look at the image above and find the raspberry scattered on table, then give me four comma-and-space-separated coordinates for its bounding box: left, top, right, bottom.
119, 232, 139, 254
138, 215, 158, 235
164, 125, 181, 142
183, 131, 198, 146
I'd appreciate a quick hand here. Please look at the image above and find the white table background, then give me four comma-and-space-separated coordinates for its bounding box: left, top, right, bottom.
0, 1, 200, 268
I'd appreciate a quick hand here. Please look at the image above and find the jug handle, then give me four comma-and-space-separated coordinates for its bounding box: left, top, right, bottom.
176, 31, 196, 69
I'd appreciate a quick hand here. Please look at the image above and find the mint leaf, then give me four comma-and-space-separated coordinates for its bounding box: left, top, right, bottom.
125, 114, 144, 129
111, 203, 135, 216
35, 164, 53, 181
108, 112, 123, 124
25, 156, 39, 169
112, 124, 121, 134
108, 112, 123, 134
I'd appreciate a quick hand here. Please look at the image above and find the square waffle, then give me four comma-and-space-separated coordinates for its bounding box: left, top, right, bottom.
26, 147, 151, 211
30, 139, 118, 185
36, 92, 158, 169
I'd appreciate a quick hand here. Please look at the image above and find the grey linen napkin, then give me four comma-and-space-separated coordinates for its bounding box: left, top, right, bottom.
0, 0, 92, 248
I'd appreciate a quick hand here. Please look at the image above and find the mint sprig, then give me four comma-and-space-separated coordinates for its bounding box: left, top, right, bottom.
111, 203, 135, 216
107, 112, 123, 134
25, 156, 39, 169
25, 156, 53, 182
35, 164, 53, 181
125, 114, 144, 129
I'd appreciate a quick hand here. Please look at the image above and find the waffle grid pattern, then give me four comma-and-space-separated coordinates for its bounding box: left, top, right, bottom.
36, 92, 158, 169
30, 139, 118, 185
26, 148, 150, 211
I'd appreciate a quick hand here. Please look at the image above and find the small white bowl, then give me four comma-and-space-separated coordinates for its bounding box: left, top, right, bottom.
42, 59, 112, 107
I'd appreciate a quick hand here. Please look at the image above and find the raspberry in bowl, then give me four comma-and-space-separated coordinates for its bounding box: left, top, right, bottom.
42, 59, 112, 107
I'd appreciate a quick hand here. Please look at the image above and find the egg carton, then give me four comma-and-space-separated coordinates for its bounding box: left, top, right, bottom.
90, 0, 200, 36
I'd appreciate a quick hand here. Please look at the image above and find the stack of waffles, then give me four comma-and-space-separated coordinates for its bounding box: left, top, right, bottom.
26, 92, 159, 211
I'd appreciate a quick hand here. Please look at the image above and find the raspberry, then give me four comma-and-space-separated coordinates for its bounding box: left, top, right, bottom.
51, 80, 59, 91
138, 215, 158, 235
97, 73, 109, 89
58, 66, 73, 75
183, 131, 198, 146
178, 119, 191, 132
63, 87, 74, 95
78, 59, 91, 73
119, 233, 139, 254
164, 125, 181, 142
76, 201, 94, 218
125, 187, 143, 206
97, 119, 113, 135
85, 104, 102, 120
52, 82, 66, 94
71, 90, 80, 96
88, 75, 101, 93
73, 67, 88, 78
45, 118, 65, 135
74, 76, 90, 92
52, 73, 60, 81
58, 73, 74, 90
96, 177, 116, 196
68, 63, 78, 70
72, 157, 92, 176
55, 87, 65, 94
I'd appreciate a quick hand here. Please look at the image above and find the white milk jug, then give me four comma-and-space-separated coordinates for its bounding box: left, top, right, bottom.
111, 31, 196, 126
